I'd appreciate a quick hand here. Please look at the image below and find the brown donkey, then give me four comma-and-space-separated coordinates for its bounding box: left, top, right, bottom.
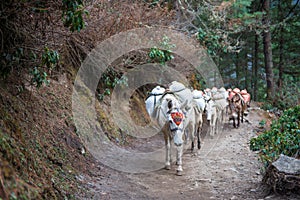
229, 93, 248, 128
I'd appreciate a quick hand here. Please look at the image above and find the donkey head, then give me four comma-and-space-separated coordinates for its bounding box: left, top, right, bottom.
231, 93, 243, 109
166, 98, 185, 146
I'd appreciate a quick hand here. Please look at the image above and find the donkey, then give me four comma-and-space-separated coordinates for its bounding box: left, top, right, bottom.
192, 89, 205, 149
206, 96, 219, 137
145, 85, 165, 117
151, 92, 187, 175
229, 93, 248, 128
203, 94, 219, 137
149, 83, 199, 176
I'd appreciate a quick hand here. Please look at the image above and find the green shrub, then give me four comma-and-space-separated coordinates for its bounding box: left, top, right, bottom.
148, 35, 175, 65
30, 47, 59, 89
30, 67, 50, 88
97, 68, 128, 101
41, 47, 59, 70
148, 47, 173, 65
250, 105, 300, 167
197, 27, 226, 56
62, 0, 89, 32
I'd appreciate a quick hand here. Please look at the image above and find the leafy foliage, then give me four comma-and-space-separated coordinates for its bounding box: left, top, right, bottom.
97, 68, 128, 101
148, 48, 173, 64
62, 0, 89, 32
30, 67, 50, 88
258, 119, 266, 127
250, 105, 300, 167
273, 77, 300, 110
197, 27, 226, 56
148, 35, 175, 65
1, 48, 24, 78
41, 47, 60, 70
30, 47, 60, 89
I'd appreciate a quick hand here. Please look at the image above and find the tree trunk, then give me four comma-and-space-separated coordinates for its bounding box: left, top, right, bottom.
235, 52, 240, 87
244, 50, 248, 90
262, 0, 275, 100
277, 2, 284, 89
252, 34, 259, 101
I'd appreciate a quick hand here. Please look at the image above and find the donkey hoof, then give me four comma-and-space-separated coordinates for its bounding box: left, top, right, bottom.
165, 165, 171, 170
176, 170, 183, 176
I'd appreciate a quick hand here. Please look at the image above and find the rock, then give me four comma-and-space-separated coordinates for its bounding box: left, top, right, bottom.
263, 154, 300, 194
81, 147, 86, 155
194, 182, 198, 187
264, 194, 276, 199
229, 167, 239, 173
272, 154, 300, 174
198, 178, 211, 182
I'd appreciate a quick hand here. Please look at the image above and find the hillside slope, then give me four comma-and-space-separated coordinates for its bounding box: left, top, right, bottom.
0, 1, 175, 199
0, 74, 97, 199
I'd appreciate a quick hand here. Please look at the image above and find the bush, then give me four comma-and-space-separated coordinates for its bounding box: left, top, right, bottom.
97, 68, 128, 101
62, 0, 89, 32
250, 105, 300, 168
148, 35, 175, 65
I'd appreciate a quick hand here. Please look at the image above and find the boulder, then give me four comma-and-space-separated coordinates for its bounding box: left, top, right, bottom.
263, 154, 300, 194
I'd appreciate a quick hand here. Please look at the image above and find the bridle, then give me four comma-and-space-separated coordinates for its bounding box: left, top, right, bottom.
167, 102, 184, 132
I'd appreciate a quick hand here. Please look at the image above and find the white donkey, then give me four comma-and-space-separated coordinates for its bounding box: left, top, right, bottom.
192, 89, 205, 149
204, 87, 228, 137
145, 85, 165, 117
146, 82, 198, 175
212, 87, 229, 125
168, 81, 201, 152
203, 94, 219, 137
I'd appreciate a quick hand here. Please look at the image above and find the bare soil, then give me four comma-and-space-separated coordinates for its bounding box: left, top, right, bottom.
76, 106, 300, 200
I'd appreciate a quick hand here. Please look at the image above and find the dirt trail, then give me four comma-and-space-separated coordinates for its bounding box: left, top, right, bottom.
77, 108, 299, 200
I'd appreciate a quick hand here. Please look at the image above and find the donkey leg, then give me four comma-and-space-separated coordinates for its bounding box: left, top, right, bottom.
231, 112, 237, 128
211, 116, 217, 137
191, 141, 195, 152
176, 144, 183, 176
165, 137, 171, 170
241, 111, 244, 123
216, 118, 220, 135
210, 125, 214, 137
197, 126, 201, 149
232, 117, 236, 128
237, 112, 240, 127
190, 124, 194, 152
190, 124, 195, 152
